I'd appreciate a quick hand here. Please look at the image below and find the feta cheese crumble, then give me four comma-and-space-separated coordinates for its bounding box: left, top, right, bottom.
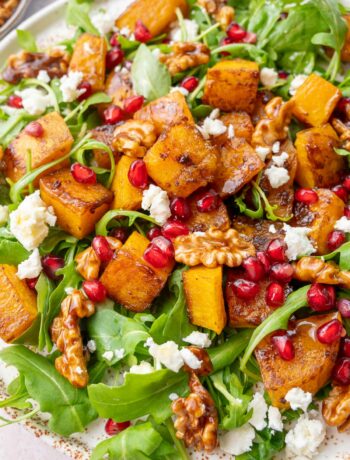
129, 361, 154, 374
146, 339, 184, 373
102, 351, 114, 362
260, 67, 278, 88
141, 184, 171, 225
248, 392, 268, 431
114, 348, 125, 360
10, 191, 56, 251
220, 424, 256, 456
170, 86, 189, 97
60, 71, 85, 103
283, 224, 316, 260
289, 74, 308, 96
170, 19, 199, 42
272, 141, 280, 154
265, 165, 290, 188
180, 348, 202, 370
198, 116, 227, 139
285, 387, 312, 413
272, 151, 289, 167
17, 248, 42, 280
335, 216, 350, 233
91, 10, 115, 35
15, 88, 53, 116
183, 331, 212, 348
169, 392, 179, 401
227, 124, 235, 139
285, 415, 325, 459
87, 340, 97, 353
255, 146, 270, 162
37, 70, 51, 83
0, 205, 9, 226
269, 224, 277, 234
268, 406, 283, 432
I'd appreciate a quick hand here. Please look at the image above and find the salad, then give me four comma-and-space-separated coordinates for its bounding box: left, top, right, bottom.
1, 0, 350, 458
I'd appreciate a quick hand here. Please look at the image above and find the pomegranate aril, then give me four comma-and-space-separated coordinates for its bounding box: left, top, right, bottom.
77, 81, 93, 102
144, 236, 174, 268
344, 205, 350, 219
181, 76, 199, 92
270, 263, 294, 283
316, 319, 343, 344
278, 70, 289, 79
257, 251, 271, 272
307, 283, 336, 311
71, 162, 97, 185
196, 189, 220, 213
106, 47, 124, 70
227, 23, 247, 42
147, 226, 162, 240
103, 105, 124, 125
83, 280, 107, 303
161, 220, 189, 239
336, 97, 350, 115
110, 33, 120, 47
242, 256, 266, 282
340, 337, 350, 357
332, 185, 348, 202
92, 236, 114, 263
26, 277, 39, 290
337, 298, 350, 318
271, 333, 295, 361
327, 230, 346, 251
42, 255, 64, 281
343, 175, 350, 192
266, 239, 287, 263
266, 282, 285, 307
105, 419, 131, 436
170, 197, 191, 221
109, 227, 129, 243
24, 121, 44, 137
220, 37, 232, 55
135, 20, 152, 42
7, 94, 23, 108
128, 160, 149, 189
123, 95, 144, 114
294, 188, 318, 205
242, 32, 257, 44
231, 279, 260, 300
332, 357, 350, 385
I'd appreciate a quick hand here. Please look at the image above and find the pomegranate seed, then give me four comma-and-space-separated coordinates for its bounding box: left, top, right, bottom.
162, 220, 189, 239
170, 197, 191, 221
109, 227, 129, 243
105, 419, 131, 436
242, 32, 257, 44
294, 188, 318, 205
7, 94, 23, 108
266, 282, 285, 307
220, 37, 232, 55
242, 256, 266, 282
307, 283, 336, 311
196, 189, 220, 213
231, 279, 260, 300
266, 239, 287, 263
270, 263, 294, 283
271, 333, 295, 361
77, 81, 93, 102
181, 76, 199, 92
257, 251, 271, 272
144, 236, 174, 268
332, 357, 350, 385
128, 160, 149, 189
103, 105, 124, 125
316, 319, 343, 344
336, 97, 350, 115
340, 337, 350, 357
26, 277, 38, 290
343, 175, 350, 192
123, 95, 144, 114
71, 162, 97, 185
135, 20, 152, 42
278, 70, 289, 79
327, 230, 346, 251
24, 121, 44, 137
110, 33, 120, 47
92, 236, 114, 263
337, 298, 350, 318
332, 185, 348, 202
83, 280, 107, 303
147, 226, 162, 240
42, 255, 64, 280
227, 23, 247, 42
106, 47, 124, 70
344, 205, 350, 219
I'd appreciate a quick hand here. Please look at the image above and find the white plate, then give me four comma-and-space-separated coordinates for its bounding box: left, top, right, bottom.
0, 1, 350, 458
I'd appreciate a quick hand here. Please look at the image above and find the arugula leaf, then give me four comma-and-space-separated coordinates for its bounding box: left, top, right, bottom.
0, 345, 97, 435
0, 239, 30, 265
235, 186, 264, 220
208, 329, 252, 372
40, 227, 78, 255
36, 273, 55, 350
323, 241, 350, 270
0, 375, 30, 410
66, 0, 98, 35
131, 44, 171, 101
88, 370, 188, 423
16, 30, 38, 53
96, 210, 156, 236
236, 428, 285, 460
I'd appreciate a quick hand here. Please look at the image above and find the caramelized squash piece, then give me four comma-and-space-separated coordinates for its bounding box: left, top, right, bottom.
232, 216, 284, 251
40, 168, 113, 239
0, 265, 37, 343
144, 123, 218, 198
255, 312, 341, 408
183, 266, 226, 334
111, 156, 143, 210
291, 74, 341, 127
295, 124, 344, 188
342, 15, 350, 62
105, 70, 134, 108
214, 111, 254, 145
5, 112, 72, 183
91, 124, 120, 169
116, 0, 188, 37
100, 231, 174, 311
186, 189, 230, 232
69, 33, 107, 92
203, 59, 259, 113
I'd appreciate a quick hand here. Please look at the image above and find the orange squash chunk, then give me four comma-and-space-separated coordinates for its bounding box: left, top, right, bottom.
91, 125, 120, 169
342, 15, 350, 62
111, 156, 143, 210
186, 189, 230, 232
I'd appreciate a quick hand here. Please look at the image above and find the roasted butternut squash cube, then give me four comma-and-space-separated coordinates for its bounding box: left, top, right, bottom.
291, 74, 341, 127
255, 312, 341, 408
342, 15, 350, 62
203, 60, 259, 113
100, 231, 174, 311
111, 156, 142, 210
213, 137, 264, 198
104, 70, 134, 108
214, 112, 254, 145
295, 124, 344, 188
5, 112, 72, 183
91, 125, 120, 169
69, 33, 107, 92
40, 168, 113, 239
0, 265, 37, 343
293, 189, 344, 255
134, 91, 194, 135
183, 266, 226, 334
232, 216, 284, 251
116, 0, 188, 37
186, 189, 230, 232
144, 123, 218, 198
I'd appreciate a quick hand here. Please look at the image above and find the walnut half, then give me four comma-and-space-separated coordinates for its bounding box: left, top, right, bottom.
322, 385, 350, 432
293, 256, 350, 288
112, 120, 157, 157
160, 42, 210, 76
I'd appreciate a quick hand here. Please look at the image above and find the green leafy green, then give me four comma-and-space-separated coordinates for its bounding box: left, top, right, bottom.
0, 239, 30, 265
209, 329, 252, 372
323, 241, 350, 270
66, 0, 98, 35
16, 30, 38, 53
0, 375, 30, 410
96, 210, 156, 235
36, 273, 55, 350
236, 428, 285, 460
40, 228, 78, 255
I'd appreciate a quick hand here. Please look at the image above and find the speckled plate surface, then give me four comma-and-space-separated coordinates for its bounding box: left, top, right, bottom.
0, 1, 350, 458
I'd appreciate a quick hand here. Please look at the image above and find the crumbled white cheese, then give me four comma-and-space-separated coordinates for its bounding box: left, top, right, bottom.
170, 86, 189, 97
227, 124, 235, 139
114, 348, 125, 360
269, 224, 277, 234
248, 393, 268, 431
129, 361, 154, 374
180, 348, 202, 370
283, 224, 316, 261
83, 41, 94, 54
0, 205, 9, 226
260, 67, 278, 88
170, 19, 199, 42
60, 71, 85, 103
265, 165, 290, 188
335, 216, 350, 233
272, 141, 280, 154
17, 248, 42, 280
102, 351, 114, 362
220, 424, 256, 456
9, 191, 56, 251
141, 184, 171, 225
76, 366, 84, 375
285, 387, 312, 413
87, 340, 97, 353
255, 146, 270, 162
169, 392, 179, 401
92, 10, 115, 35
289, 74, 308, 96
146, 338, 184, 373
15, 88, 53, 116
272, 151, 289, 167
209, 108, 220, 120
268, 406, 283, 432
198, 116, 227, 139
183, 331, 212, 348
37, 70, 51, 83
65, 287, 74, 295
285, 415, 326, 459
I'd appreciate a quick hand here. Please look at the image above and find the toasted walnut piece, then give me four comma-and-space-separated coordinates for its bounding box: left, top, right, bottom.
160, 42, 210, 76
323, 385, 350, 432
172, 373, 218, 452
252, 97, 294, 148
75, 247, 100, 281
174, 227, 255, 268
51, 290, 95, 388
112, 120, 157, 157
215, 6, 235, 30
293, 256, 350, 288
183, 346, 213, 376
197, 0, 218, 13
332, 118, 350, 151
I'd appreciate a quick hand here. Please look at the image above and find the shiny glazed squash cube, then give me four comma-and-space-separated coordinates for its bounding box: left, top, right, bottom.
186, 189, 230, 232
341, 15, 350, 62
111, 156, 143, 210
104, 70, 134, 108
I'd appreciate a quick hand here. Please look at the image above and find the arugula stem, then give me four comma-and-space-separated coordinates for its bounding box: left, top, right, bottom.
22, 78, 60, 113
175, 8, 187, 42
0, 407, 40, 427
194, 22, 220, 42
189, 75, 206, 102
165, 418, 190, 460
